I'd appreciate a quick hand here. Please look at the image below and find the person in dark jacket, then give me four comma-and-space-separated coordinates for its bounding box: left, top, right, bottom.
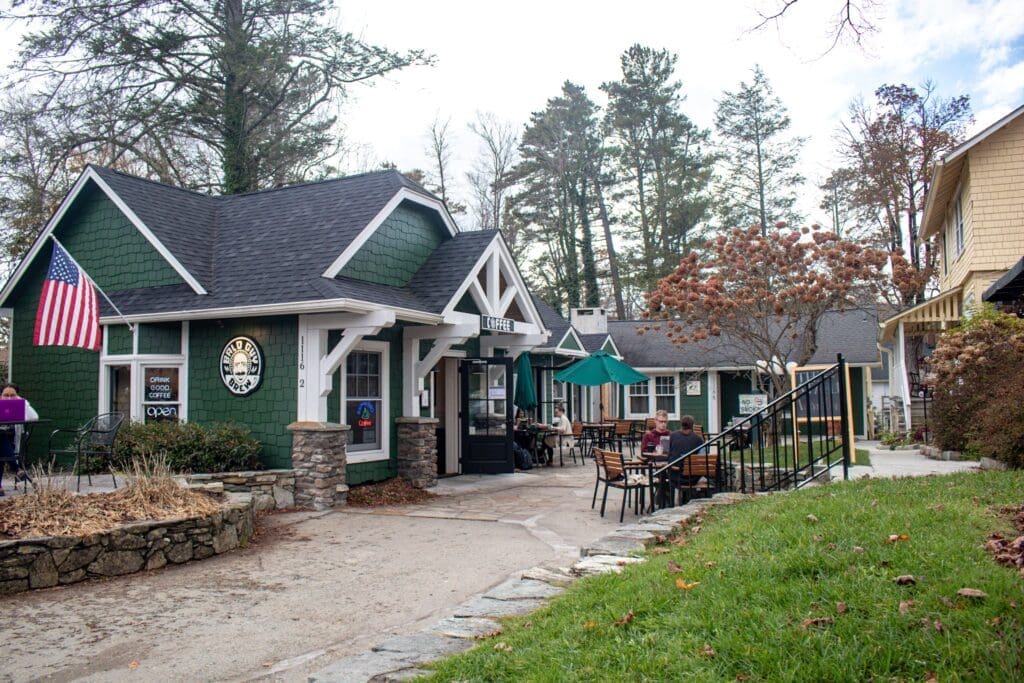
667, 415, 705, 505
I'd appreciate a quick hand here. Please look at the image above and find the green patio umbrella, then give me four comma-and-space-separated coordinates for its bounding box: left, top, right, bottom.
554, 350, 648, 386
513, 351, 538, 412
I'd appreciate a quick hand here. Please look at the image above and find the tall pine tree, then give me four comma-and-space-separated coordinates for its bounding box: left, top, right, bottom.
714, 65, 805, 234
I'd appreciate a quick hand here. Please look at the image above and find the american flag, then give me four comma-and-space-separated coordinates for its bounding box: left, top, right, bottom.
33, 242, 101, 351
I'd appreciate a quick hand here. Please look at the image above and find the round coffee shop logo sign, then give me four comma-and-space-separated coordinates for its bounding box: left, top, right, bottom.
220, 336, 264, 396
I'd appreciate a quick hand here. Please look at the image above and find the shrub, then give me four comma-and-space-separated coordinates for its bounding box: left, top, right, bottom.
114, 421, 263, 473
931, 305, 1024, 468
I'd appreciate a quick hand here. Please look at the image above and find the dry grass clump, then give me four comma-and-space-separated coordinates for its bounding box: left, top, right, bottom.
0, 456, 221, 539
347, 477, 434, 507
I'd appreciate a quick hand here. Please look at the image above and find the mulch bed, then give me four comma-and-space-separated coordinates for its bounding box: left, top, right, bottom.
0, 478, 221, 539
346, 478, 434, 507
986, 505, 1024, 574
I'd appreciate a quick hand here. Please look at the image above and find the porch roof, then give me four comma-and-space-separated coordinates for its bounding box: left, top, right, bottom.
983, 256, 1024, 303
879, 287, 962, 342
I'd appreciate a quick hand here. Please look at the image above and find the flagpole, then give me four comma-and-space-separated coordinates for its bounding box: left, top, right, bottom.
49, 235, 135, 332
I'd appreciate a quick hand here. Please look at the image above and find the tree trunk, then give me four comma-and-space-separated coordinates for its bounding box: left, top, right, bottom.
221, 0, 251, 194
594, 176, 625, 318
577, 181, 601, 307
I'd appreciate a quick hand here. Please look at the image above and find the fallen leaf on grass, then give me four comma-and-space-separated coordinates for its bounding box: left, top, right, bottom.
989, 616, 1003, 626
736, 676, 752, 681
836, 601, 848, 614
853, 546, 865, 553
700, 643, 716, 657
705, 561, 717, 568
493, 642, 513, 652
928, 504, 945, 512
939, 597, 958, 609
582, 620, 597, 630
676, 578, 700, 590
894, 575, 916, 585
924, 672, 938, 682
666, 560, 684, 573
672, 536, 689, 547
933, 619, 945, 633
871, 499, 879, 507
650, 547, 671, 555
128, 661, 140, 670
898, 599, 916, 615
654, 534, 667, 544
478, 628, 503, 639
957, 587, 987, 599
800, 617, 834, 629
886, 534, 910, 544
691, 525, 702, 535
614, 610, 635, 626
812, 534, 823, 542
807, 514, 820, 523
826, 542, 838, 549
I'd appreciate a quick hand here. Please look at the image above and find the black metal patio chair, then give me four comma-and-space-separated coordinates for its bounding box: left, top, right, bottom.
48, 412, 125, 492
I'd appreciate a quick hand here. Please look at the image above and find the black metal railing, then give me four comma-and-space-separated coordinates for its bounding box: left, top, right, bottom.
652, 354, 852, 505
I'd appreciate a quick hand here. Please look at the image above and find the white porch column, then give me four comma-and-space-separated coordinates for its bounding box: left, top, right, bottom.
297, 311, 396, 421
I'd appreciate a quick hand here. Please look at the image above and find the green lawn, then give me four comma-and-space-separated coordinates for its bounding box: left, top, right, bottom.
421, 470, 1022, 682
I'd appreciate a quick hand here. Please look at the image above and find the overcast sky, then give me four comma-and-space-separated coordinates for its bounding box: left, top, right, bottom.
1, 1, 1022, 228
335, 0, 1024, 226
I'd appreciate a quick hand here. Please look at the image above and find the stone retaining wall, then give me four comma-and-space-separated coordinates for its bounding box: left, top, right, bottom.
186, 470, 295, 511
0, 493, 255, 595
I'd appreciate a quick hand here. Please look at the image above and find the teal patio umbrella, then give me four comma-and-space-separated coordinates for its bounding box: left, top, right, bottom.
554, 350, 648, 386
513, 351, 538, 412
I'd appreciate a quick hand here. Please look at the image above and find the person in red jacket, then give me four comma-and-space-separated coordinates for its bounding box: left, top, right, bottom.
640, 410, 671, 455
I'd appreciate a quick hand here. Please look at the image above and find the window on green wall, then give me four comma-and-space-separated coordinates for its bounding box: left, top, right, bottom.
655, 375, 677, 414
628, 381, 648, 415
345, 350, 382, 452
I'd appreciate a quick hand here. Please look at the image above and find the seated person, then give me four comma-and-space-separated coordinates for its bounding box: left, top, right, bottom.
640, 410, 671, 456
669, 414, 710, 498
540, 403, 574, 464
0, 383, 39, 496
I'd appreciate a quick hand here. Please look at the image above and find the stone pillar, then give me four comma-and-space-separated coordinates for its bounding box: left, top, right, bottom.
287, 422, 350, 510
395, 417, 439, 489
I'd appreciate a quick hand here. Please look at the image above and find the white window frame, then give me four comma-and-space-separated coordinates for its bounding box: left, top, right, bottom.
654, 375, 678, 415
625, 380, 650, 419
98, 322, 189, 423
341, 339, 390, 464
625, 374, 679, 419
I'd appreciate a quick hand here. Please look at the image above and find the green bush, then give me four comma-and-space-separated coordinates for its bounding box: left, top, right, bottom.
114, 421, 263, 473
931, 305, 1024, 468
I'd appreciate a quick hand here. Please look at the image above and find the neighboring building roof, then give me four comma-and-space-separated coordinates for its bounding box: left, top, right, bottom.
983, 255, 1024, 303
579, 333, 610, 353
610, 309, 881, 369
921, 104, 1024, 240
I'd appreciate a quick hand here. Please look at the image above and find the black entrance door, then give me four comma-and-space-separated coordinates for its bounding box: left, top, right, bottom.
460, 357, 514, 474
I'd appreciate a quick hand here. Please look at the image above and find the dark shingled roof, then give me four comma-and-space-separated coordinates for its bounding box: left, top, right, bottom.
609, 309, 881, 369
75, 166, 492, 318
529, 296, 571, 344
579, 333, 610, 353
407, 231, 497, 313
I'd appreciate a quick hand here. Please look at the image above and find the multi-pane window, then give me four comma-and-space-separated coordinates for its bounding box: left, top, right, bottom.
954, 194, 964, 257
655, 375, 677, 414
628, 381, 648, 415
346, 351, 382, 451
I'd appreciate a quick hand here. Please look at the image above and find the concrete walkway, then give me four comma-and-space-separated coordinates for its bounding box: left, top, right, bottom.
849, 440, 979, 479
1, 446, 978, 682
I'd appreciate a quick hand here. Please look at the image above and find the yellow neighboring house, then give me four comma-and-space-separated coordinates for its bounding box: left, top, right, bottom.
880, 103, 1024, 433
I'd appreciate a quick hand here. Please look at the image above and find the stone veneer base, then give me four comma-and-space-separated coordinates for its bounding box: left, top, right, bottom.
0, 493, 255, 595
